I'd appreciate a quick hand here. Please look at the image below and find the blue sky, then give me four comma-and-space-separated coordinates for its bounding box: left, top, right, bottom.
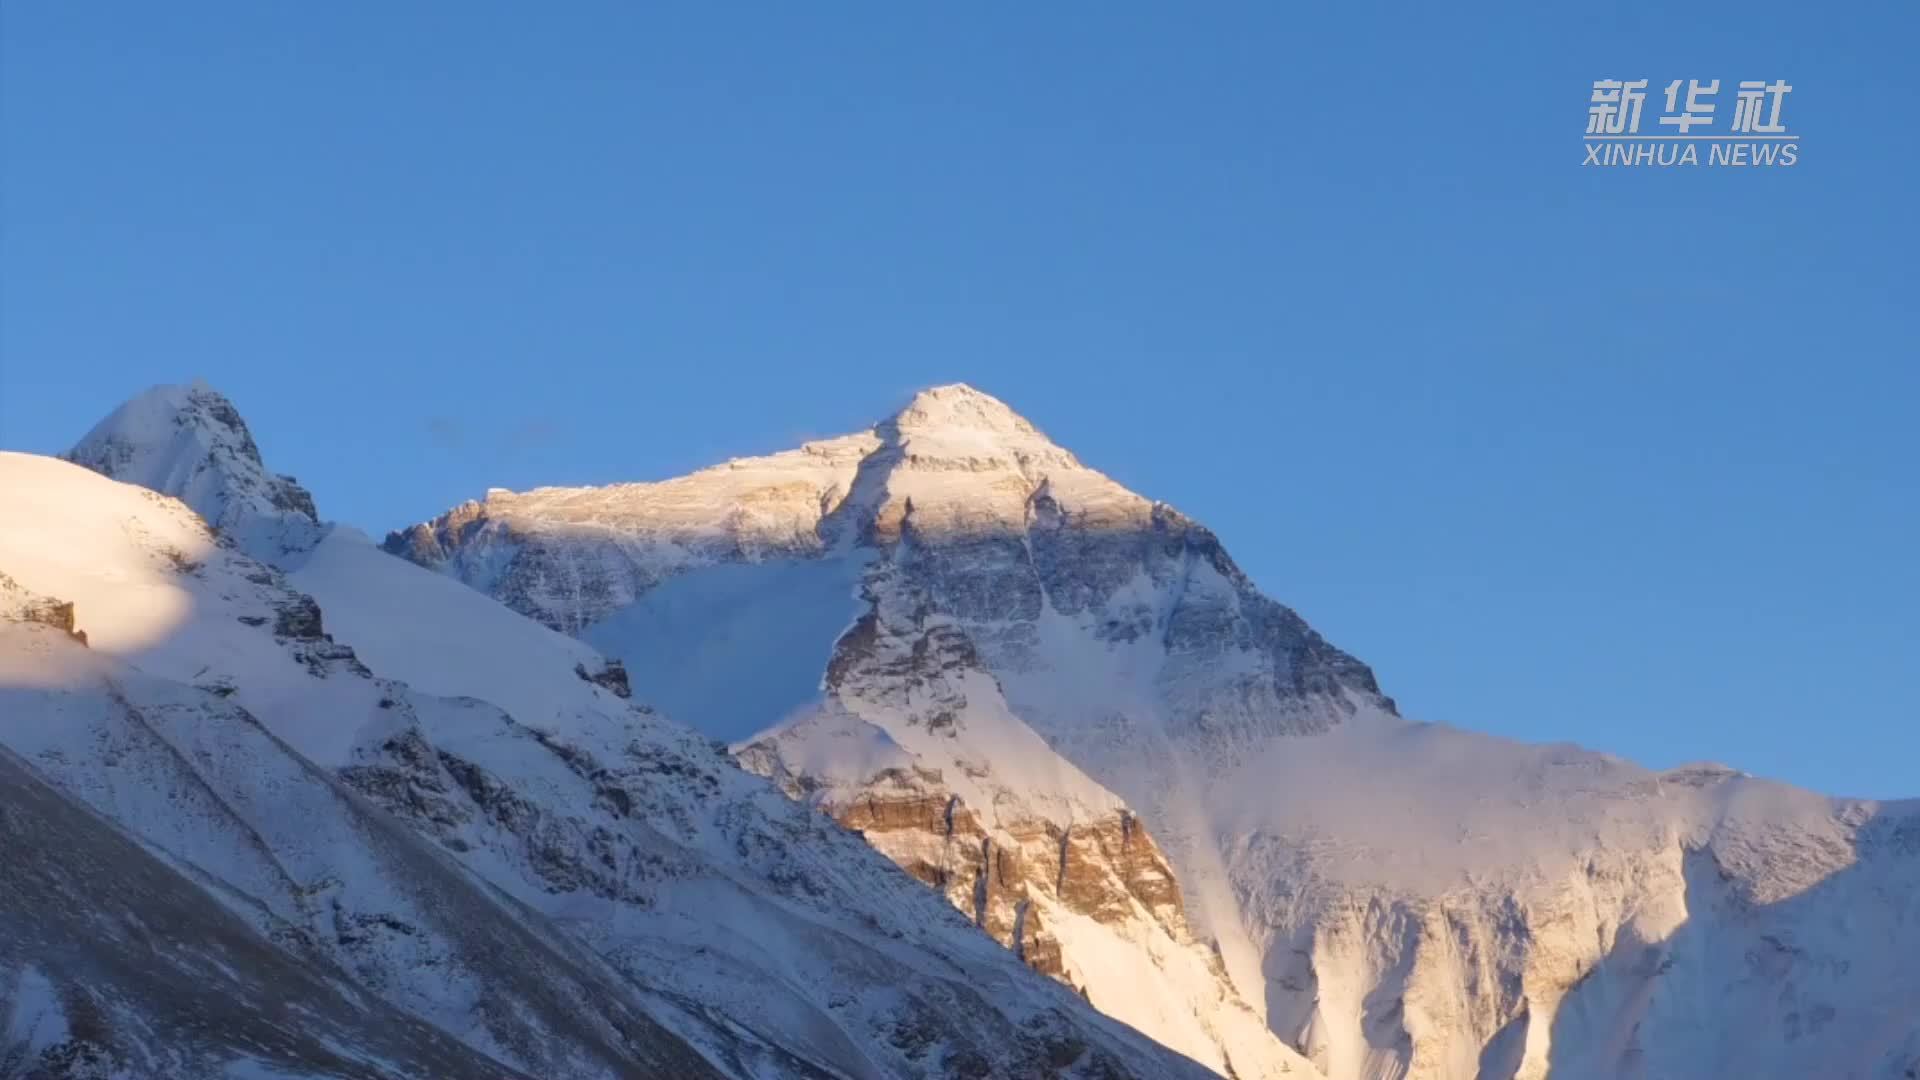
2, 3, 1914, 796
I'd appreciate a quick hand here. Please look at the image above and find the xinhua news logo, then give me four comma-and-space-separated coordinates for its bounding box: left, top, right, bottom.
1585, 80, 1798, 167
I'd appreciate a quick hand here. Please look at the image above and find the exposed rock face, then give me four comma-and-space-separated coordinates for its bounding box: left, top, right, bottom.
377, 385, 1385, 1076
809, 570, 1188, 976
0, 571, 87, 645
810, 768, 1185, 989
272, 592, 327, 640
393, 382, 1920, 1080
722, 519, 1318, 1076
385, 386, 1389, 749
573, 658, 632, 698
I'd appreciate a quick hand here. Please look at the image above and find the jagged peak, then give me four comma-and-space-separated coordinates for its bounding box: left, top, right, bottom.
400, 384, 1096, 531
67, 381, 322, 555
889, 383, 1044, 439
74, 380, 263, 462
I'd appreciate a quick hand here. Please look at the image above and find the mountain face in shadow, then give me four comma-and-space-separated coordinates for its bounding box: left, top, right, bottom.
0, 744, 541, 1080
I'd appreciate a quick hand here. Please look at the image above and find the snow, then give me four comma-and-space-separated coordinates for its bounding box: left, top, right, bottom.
0, 967, 70, 1066
289, 524, 613, 732
1043, 902, 1313, 1080
65, 381, 321, 557
976, 613, 1904, 1079
41, 377, 1920, 1080
0, 452, 211, 655
387, 381, 1920, 1080
31, 383, 1220, 1080
0, 453, 382, 766
738, 703, 916, 787
409, 385, 1318, 1074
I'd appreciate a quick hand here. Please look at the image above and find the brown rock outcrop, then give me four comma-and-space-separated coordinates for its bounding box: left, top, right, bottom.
827, 770, 1192, 991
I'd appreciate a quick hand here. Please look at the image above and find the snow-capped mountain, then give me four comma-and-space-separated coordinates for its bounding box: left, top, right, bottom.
5, 383, 1225, 1080
67, 377, 326, 557
386, 384, 1337, 1076
391, 383, 1920, 1080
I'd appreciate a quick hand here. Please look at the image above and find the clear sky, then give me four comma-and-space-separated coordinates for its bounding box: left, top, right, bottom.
2, 3, 1914, 797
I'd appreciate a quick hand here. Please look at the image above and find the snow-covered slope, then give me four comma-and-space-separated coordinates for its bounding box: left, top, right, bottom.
0, 457, 722, 1080
0, 739, 535, 1080
392, 382, 1920, 1080
21, 384, 1228, 1080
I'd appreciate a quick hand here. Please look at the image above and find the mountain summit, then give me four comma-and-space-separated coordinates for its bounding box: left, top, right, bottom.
384, 383, 1386, 722
380, 385, 1402, 1074
66, 380, 323, 557
879, 383, 1081, 471
890, 382, 1050, 438
389, 384, 1920, 1080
